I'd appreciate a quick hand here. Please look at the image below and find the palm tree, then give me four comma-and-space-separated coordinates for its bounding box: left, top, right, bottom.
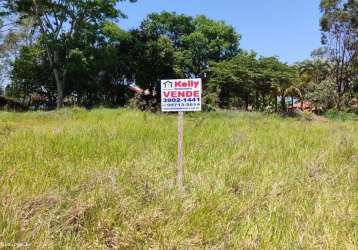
284, 86, 303, 110
299, 59, 331, 86
297, 59, 332, 111
271, 85, 284, 112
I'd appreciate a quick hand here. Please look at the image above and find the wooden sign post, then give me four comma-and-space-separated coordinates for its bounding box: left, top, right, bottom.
177, 111, 184, 191
161, 79, 202, 191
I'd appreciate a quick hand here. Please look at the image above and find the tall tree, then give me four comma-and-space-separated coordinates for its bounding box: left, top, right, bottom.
181, 15, 240, 77
0, 0, 11, 86
9, 22, 134, 108
11, 0, 136, 109
137, 12, 240, 79
320, 0, 358, 109
209, 51, 258, 109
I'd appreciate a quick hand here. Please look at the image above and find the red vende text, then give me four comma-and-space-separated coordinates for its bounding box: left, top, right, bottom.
163, 91, 200, 98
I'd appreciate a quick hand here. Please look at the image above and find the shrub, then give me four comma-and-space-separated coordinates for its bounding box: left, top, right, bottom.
128, 91, 160, 112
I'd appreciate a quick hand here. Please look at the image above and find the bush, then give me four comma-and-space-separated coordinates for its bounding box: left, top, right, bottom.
325, 108, 358, 121
128, 91, 218, 113
0, 96, 28, 112
202, 93, 218, 112
128, 91, 160, 112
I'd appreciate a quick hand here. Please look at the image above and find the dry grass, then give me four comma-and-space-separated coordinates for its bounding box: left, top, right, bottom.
0, 108, 357, 249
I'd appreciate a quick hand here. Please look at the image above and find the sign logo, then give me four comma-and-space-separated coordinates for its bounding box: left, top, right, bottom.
161, 79, 202, 112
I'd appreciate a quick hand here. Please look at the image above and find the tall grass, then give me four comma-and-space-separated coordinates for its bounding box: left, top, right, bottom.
0, 108, 357, 249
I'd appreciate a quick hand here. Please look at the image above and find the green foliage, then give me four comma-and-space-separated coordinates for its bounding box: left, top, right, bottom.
325, 108, 358, 121
319, 0, 358, 109
2, 3, 357, 114
139, 11, 195, 46
135, 12, 240, 81
298, 59, 331, 85
9, 0, 136, 108
102, 21, 130, 43
209, 51, 257, 108
132, 33, 177, 89
305, 80, 337, 110
5, 10, 240, 109
0, 95, 28, 111
6, 0, 139, 108
193, 15, 240, 61
209, 52, 298, 111
10, 45, 54, 99
202, 92, 218, 111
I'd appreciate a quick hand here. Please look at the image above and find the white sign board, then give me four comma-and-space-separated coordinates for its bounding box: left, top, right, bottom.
161, 78, 202, 112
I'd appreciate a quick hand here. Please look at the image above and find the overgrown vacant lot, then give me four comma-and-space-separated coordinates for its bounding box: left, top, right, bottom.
0, 109, 357, 249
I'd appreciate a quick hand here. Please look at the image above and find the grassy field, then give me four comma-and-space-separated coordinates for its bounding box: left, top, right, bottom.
0, 108, 357, 249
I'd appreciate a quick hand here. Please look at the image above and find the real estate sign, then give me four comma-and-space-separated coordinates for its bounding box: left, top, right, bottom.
161, 79, 202, 112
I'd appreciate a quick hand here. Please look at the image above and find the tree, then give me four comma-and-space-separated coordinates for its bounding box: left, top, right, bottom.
256, 57, 296, 112
1, 17, 36, 93
137, 12, 240, 79
320, 0, 358, 109
10, 45, 56, 106
306, 79, 337, 111
209, 53, 297, 112
257, 57, 286, 111
297, 59, 332, 107
129, 30, 177, 90
139, 11, 195, 48
181, 15, 240, 77
9, 22, 135, 108
209, 51, 258, 110
11, 0, 136, 109
0, 0, 11, 86
299, 59, 331, 85
65, 25, 134, 108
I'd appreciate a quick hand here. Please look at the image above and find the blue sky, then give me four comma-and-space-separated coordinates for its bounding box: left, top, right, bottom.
117, 0, 322, 64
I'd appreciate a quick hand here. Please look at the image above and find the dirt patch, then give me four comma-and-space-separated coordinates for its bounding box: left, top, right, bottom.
22, 195, 59, 221
97, 220, 118, 249
307, 154, 327, 181
64, 203, 94, 234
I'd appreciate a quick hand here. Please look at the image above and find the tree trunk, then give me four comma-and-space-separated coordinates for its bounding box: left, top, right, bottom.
262, 94, 266, 108
34, 7, 65, 110
53, 50, 67, 109
281, 95, 286, 112
53, 68, 64, 109
42, 43, 65, 109
245, 95, 249, 111
22, 94, 26, 105
336, 91, 343, 111
291, 96, 294, 109
274, 95, 278, 112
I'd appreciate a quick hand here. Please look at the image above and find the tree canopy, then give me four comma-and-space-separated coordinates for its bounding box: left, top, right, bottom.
1, 2, 357, 113
319, 0, 358, 109
8, 0, 137, 108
